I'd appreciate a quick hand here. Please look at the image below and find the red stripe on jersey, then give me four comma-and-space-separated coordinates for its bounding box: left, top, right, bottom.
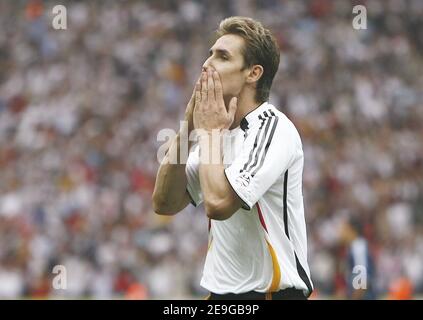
256, 203, 268, 233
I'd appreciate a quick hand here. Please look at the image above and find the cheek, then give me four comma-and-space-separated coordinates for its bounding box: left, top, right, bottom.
215, 67, 243, 95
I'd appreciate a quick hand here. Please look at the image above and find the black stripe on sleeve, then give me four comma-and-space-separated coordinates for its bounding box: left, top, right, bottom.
240, 113, 269, 173
245, 112, 274, 175
250, 113, 279, 177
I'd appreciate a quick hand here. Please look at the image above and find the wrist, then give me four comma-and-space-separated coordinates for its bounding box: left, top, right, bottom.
197, 129, 213, 139
198, 129, 223, 154
196, 128, 222, 138
197, 130, 223, 165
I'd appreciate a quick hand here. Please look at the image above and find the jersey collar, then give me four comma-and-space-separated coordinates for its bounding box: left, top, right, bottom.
239, 101, 269, 132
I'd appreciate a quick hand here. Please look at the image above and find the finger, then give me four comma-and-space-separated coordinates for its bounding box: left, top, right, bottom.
213, 70, 224, 102
189, 73, 202, 104
207, 69, 215, 103
201, 71, 207, 102
192, 75, 201, 98
228, 97, 238, 121
188, 80, 198, 107
195, 80, 201, 106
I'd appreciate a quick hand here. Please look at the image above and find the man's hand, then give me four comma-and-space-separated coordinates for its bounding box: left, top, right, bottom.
184, 75, 201, 133
193, 69, 237, 132
153, 75, 203, 216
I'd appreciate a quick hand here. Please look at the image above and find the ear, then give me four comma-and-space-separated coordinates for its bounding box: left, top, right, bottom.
245, 65, 264, 85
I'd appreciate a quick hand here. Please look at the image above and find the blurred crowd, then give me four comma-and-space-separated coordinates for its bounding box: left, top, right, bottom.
0, 0, 422, 299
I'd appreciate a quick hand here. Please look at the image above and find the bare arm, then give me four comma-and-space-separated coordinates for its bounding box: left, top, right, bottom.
197, 132, 242, 220
152, 123, 192, 215
152, 80, 198, 215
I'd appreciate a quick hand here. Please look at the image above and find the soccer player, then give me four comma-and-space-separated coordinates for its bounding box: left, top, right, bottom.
153, 16, 313, 300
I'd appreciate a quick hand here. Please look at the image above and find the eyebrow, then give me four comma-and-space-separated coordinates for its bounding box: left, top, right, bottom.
209, 48, 232, 57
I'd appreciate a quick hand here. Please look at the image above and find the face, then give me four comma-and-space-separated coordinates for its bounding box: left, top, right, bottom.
202, 34, 249, 103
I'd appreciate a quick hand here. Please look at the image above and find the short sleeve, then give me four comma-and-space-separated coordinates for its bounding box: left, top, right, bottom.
185, 144, 203, 207
224, 115, 297, 210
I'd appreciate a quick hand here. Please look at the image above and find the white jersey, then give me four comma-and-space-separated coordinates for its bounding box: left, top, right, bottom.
186, 102, 313, 296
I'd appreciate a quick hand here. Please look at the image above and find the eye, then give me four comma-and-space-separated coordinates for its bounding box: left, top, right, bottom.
221, 55, 228, 60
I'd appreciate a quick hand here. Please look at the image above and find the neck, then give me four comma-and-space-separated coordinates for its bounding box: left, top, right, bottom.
228, 95, 263, 130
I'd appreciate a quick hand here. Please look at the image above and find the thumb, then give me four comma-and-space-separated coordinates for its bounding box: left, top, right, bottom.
228, 97, 238, 121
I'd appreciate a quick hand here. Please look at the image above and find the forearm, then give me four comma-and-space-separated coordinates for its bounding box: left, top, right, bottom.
153, 123, 192, 213
198, 132, 239, 219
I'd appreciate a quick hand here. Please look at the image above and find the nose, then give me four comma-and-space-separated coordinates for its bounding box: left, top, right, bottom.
202, 60, 209, 72
202, 57, 213, 72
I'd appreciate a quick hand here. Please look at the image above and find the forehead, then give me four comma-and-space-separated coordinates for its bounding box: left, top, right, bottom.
211, 34, 245, 57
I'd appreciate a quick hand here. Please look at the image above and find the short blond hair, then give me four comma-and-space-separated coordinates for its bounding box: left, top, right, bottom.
216, 16, 280, 103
